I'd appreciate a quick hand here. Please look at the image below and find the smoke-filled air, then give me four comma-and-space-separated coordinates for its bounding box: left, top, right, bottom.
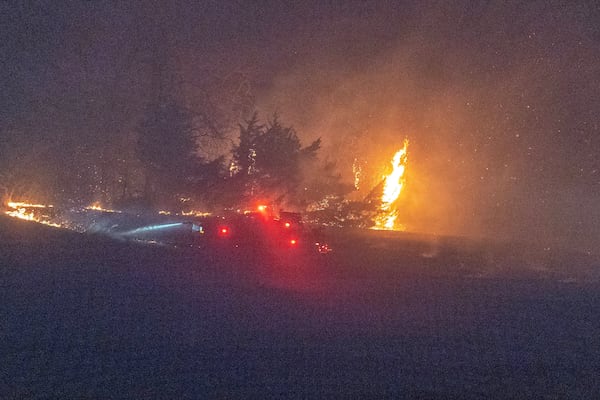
1, 1, 599, 252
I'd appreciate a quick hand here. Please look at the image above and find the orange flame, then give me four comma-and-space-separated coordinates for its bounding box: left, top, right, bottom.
4, 201, 61, 228
374, 139, 409, 230
85, 202, 121, 213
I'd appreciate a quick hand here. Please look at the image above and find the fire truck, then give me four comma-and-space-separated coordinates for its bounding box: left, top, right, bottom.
199, 207, 332, 254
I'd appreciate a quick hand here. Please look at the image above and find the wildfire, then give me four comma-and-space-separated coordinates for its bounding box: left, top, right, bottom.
7, 201, 52, 209
4, 201, 62, 228
85, 202, 121, 213
374, 139, 409, 230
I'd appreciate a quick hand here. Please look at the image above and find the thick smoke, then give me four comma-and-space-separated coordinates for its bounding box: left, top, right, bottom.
254, 2, 600, 251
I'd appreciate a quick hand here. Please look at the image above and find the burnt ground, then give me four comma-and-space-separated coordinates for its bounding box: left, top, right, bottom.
1, 215, 600, 399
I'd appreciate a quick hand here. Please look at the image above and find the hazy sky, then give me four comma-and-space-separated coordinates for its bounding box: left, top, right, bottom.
2, 1, 599, 250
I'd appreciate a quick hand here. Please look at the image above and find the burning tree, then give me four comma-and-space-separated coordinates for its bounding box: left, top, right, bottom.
303, 139, 410, 229
373, 139, 409, 230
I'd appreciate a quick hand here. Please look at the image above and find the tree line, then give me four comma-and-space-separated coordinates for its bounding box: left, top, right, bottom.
0, 12, 379, 225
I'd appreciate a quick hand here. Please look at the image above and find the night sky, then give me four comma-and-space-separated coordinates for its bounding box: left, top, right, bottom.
2, 1, 599, 251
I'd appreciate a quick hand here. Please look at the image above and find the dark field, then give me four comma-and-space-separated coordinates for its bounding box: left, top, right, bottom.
2, 216, 599, 399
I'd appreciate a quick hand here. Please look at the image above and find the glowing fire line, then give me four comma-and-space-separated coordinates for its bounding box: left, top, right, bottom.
8, 201, 53, 209
374, 139, 409, 230
4, 201, 62, 228
85, 202, 121, 213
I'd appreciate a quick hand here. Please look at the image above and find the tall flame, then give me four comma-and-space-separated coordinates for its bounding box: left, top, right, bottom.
374, 139, 409, 230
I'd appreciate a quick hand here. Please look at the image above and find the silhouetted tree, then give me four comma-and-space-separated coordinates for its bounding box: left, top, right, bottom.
232, 113, 262, 177
229, 114, 321, 208
137, 96, 200, 208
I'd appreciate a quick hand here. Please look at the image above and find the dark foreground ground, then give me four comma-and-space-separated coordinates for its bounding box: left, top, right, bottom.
1, 215, 599, 399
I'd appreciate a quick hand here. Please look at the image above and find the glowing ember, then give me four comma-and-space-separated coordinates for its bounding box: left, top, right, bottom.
352, 158, 362, 190
180, 210, 211, 217
374, 139, 409, 230
160, 209, 211, 217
